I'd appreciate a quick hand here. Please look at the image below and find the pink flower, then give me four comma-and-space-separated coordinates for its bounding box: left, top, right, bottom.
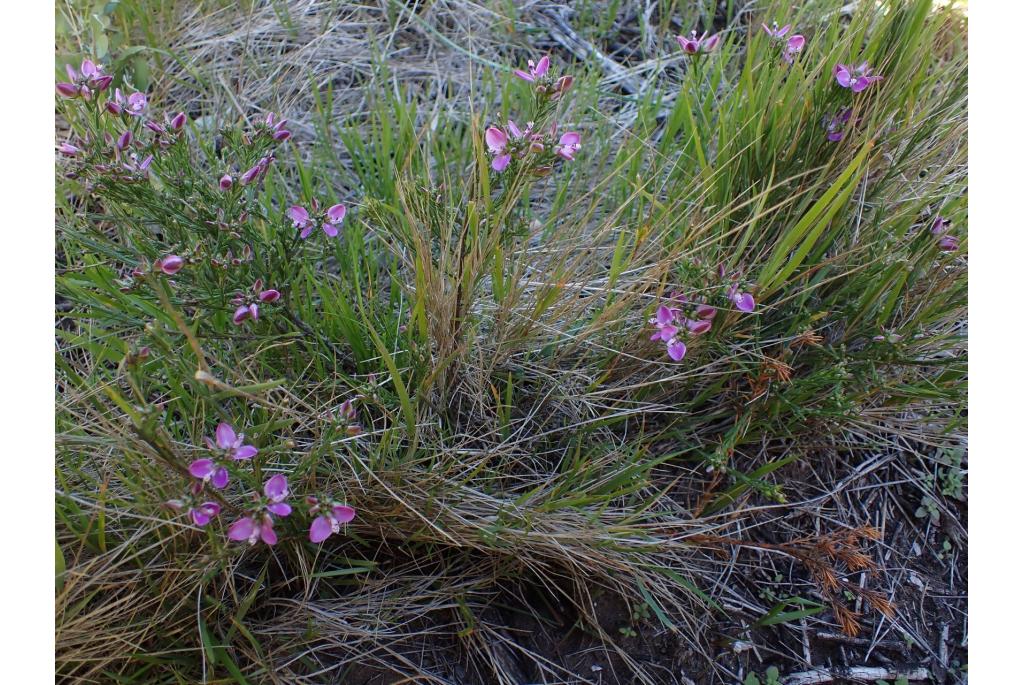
824, 108, 853, 142
219, 174, 233, 190
228, 514, 278, 545
227, 475, 292, 546
834, 62, 883, 93
728, 284, 756, 312
263, 474, 293, 517
485, 126, 512, 172
154, 254, 184, 275
208, 422, 258, 460
232, 303, 260, 325
649, 305, 680, 342
514, 55, 550, 82
58, 143, 80, 157
555, 132, 581, 161
762, 22, 791, 39
307, 497, 356, 544
685, 319, 712, 335
188, 459, 230, 489
937, 235, 959, 252
57, 58, 111, 97
166, 499, 221, 527
931, 216, 951, 235
323, 204, 346, 237
783, 35, 805, 63
169, 112, 187, 130
116, 130, 132, 151
676, 30, 720, 55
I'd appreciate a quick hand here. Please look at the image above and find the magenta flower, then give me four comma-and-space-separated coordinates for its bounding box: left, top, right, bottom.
485, 126, 512, 172
233, 304, 260, 325
783, 35, 805, 63
263, 474, 293, 517
227, 475, 292, 546
762, 22, 791, 39
676, 30, 721, 55
514, 55, 550, 82
834, 62, 883, 93
189, 459, 230, 489
555, 132, 581, 161
309, 503, 356, 543
649, 305, 680, 343
219, 174, 233, 190
56, 58, 111, 98
228, 514, 278, 545
323, 204, 347, 237
727, 284, 756, 312
154, 254, 184, 275
824, 108, 853, 142
167, 499, 221, 527
209, 422, 258, 460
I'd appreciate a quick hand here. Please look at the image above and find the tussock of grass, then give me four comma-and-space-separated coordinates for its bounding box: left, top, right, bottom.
56, 1, 966, 682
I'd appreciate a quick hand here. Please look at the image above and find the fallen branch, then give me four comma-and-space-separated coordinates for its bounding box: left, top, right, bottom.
781, 665, 930, 685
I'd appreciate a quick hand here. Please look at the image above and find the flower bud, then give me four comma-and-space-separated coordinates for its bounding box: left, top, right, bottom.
258, 289, 281, 303
56, 82, 78, 98
170, 112, 187, 130
219, 174, 233, 190
155, 255, 184, 275
58, 143, 80, 157
106, 101, 123, 115
116, 130, 132, 150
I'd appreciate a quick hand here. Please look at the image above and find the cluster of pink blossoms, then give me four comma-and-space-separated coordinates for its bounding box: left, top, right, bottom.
648, 282, 756, 362
231, 279, 282, 325
167, 422, 356, 546
676, 30, 721, 55
56, 59, 113, 98
485, 120, 581, 173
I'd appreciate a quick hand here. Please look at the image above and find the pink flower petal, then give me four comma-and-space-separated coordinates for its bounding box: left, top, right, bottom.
211, 467, 230, 489
667, 340, 687, 362
534, 55, 550, 77
267, 502, 292, 517
260, 519, 277, 545
332, 505, 356, 524
310, 516, 333, 543
189, 459, 215, 479
326, 204, 347, 223
232, 445, 258, 461
215, 423, 236, 450
286, 205, 309, 224
485, 127, 507, 153
491, 154, 512, 172
264, 474, 289, 501
322, 222, 339, 237
227, 517, 255, 541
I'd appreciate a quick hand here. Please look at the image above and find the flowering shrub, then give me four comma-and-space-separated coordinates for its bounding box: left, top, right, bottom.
55, 3, 966, 682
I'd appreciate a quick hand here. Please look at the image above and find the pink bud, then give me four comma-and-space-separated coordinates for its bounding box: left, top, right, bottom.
106, 101, 123, 115
56, 83, 78, 98
258, 289, 281, 303
145, 120, 165, 134
272, 129, 292, 141
240, 164, 261, 185
170, 112, 187, 130
219, 174, 233, 190
155, 255, 184, 275
232, 305, 252, 325
116, 130, 132, 150
58, 143, 80, 157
